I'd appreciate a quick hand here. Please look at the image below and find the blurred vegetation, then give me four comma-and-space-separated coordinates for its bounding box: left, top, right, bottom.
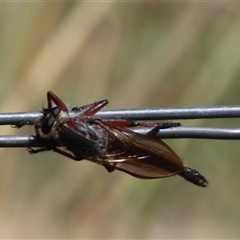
0, 1, 240, 238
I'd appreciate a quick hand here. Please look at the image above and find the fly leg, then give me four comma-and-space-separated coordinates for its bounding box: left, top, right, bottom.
102, 119, 181, 129
28, 146, 84, 161
104, 166, 115, 172
27, 137, 84, 161
71, 99, 109, 117
144, 122, 181, 138
27, 146, 54, 154
100, 119, 180, 138
47, 91, 109, 117
11, 120, 31, 129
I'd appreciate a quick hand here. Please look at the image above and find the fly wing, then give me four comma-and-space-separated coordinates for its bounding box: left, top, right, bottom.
93, 123, 186, 179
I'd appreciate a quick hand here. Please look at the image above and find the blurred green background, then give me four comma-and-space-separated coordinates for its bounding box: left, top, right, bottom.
0, 1, 240, 238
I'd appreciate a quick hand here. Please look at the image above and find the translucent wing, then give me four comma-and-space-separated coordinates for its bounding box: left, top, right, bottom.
89, 122, 186, 179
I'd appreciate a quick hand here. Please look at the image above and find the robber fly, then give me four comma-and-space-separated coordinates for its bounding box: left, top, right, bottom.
27, 91, 208, 187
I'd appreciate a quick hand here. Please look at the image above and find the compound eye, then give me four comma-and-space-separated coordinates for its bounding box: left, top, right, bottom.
39, 107, 61, 135
41, 115, 55, 135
